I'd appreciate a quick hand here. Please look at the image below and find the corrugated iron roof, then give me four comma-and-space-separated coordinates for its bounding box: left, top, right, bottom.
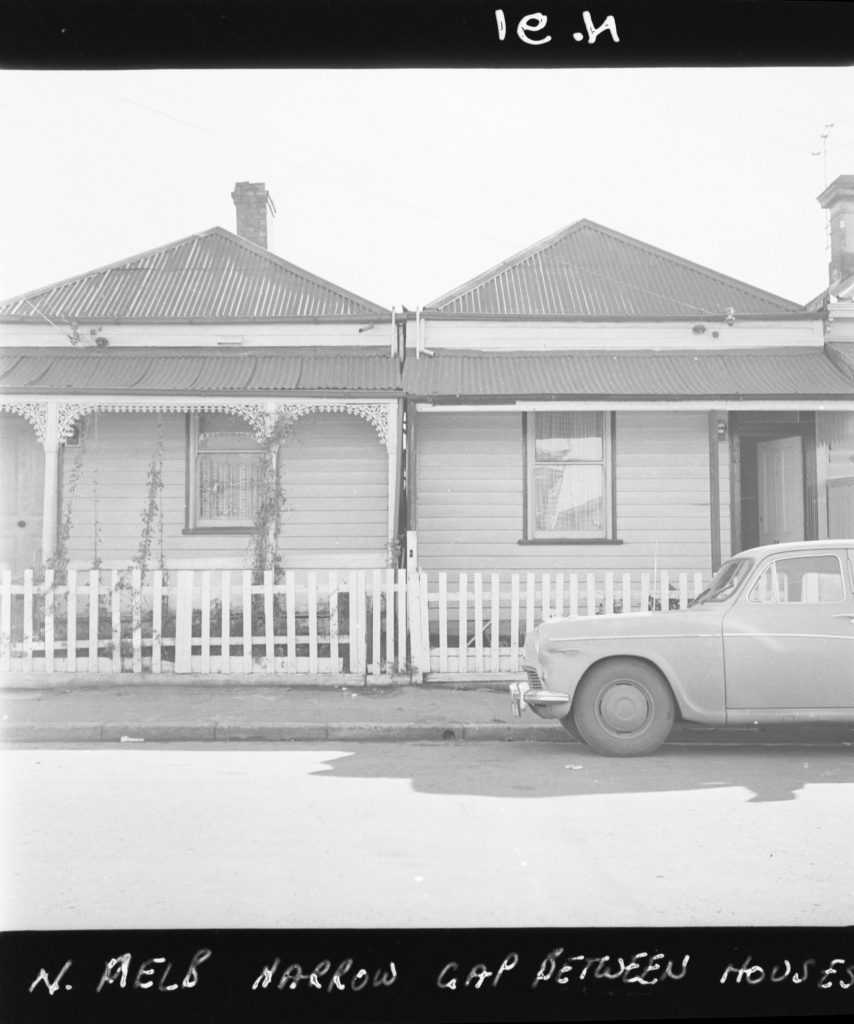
826, 343, 854, 380
0, 347, 401, 394
403, 348, 854, 399
427, 220, 804, 318
0, 229, 389, 322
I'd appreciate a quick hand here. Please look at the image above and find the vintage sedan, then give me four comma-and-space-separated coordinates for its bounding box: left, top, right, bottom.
510, 540, 854, 756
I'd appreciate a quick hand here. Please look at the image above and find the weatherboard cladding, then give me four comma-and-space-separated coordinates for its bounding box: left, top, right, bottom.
0, 348, 401, 393
0, 229, 388, 321
402, 349, 854, 398
427, 221, 804, 318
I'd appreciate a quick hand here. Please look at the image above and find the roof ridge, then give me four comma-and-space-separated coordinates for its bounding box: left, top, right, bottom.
425, 219, 590, 309
0, 227, 389, 319
547, 220, 802, 312
426, 218, 803, 315
201, 228, 390, 315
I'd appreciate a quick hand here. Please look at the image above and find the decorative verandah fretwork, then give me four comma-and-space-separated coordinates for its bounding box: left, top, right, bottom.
0, 397, 401, 565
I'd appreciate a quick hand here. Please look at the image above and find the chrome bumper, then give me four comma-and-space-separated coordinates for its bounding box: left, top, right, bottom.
510, 679, 572, 718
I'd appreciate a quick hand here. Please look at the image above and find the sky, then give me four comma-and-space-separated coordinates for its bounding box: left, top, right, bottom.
1, 67, 853, 310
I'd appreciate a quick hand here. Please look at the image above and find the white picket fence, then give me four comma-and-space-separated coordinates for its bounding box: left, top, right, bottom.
0, 568, 409, 678
415, 569, 706, 679
0, 566, 706, 679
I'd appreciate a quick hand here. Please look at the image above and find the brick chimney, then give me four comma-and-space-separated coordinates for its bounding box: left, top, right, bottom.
231, 181, 276, 249
817, 174, 854, 289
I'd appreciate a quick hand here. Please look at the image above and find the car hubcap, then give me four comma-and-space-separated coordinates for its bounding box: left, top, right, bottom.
597, 680, 651, 735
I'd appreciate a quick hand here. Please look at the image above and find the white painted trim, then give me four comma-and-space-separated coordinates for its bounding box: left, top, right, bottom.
416, 317, 825, 352
386, 401, 400, 553
416, 400, 854, 412
40, 401, 59, 566
0, 321, 389, 347
0, 396, 399, 449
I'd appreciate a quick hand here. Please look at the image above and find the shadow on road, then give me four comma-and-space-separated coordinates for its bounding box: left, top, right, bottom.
312, 742, 854, 804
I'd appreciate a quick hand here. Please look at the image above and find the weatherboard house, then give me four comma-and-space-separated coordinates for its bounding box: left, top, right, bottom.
0, 184, 406, 677
0, 177, 852, 679
402, 178, 854, 672
0, 183, 404, 577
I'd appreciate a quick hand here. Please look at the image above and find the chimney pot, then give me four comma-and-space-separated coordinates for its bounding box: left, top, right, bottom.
817, 174, 854, 289
231, 181, 275, 249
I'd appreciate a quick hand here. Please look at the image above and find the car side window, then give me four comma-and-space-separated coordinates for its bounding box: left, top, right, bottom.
748, 554, 846, 604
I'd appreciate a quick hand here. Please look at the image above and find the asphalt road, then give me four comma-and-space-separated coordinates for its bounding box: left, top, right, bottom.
2, 741, 852, 930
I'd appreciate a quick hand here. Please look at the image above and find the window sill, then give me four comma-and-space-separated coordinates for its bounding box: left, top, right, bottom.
518, 538, 623, 546
182, 527, 254, 535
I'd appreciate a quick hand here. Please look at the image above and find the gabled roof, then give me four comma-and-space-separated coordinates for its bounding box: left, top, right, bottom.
0, 228, 389, 322
426, 220, 804, 318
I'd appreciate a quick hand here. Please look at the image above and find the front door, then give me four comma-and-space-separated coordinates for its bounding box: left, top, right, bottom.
0, 417, 44, 572
757, 435, 804, 545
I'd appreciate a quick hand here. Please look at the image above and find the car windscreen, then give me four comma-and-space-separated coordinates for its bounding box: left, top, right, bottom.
690, 557, 753, 605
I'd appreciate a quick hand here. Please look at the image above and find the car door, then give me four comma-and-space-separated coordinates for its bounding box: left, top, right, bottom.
722, 549, 854, 711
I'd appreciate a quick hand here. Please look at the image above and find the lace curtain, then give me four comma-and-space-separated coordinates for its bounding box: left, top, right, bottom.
533, 412, 605, 534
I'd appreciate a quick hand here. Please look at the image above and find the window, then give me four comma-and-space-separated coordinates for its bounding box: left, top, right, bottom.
526, 411, 613, 540
189, 412, 264, 528
748, 554, 845, 604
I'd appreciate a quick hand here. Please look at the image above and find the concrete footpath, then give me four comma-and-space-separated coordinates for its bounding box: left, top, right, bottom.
1, 677, 853, 747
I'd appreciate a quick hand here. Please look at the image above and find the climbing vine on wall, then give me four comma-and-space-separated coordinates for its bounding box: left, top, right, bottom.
47, 418, 87, 574
249, 416, 293, 580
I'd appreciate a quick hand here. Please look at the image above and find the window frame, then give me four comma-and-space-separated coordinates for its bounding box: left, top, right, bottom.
185, 411, 264, 534
522, 411, 617, 544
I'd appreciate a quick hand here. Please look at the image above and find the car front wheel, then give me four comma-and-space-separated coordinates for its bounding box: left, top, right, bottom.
571, 659, 675, 756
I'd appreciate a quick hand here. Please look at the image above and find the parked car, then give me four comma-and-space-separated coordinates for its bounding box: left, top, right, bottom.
510, 540, 854, 756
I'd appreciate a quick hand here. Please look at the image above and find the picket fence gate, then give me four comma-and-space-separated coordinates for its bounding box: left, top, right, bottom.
0, 566, 706, 680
